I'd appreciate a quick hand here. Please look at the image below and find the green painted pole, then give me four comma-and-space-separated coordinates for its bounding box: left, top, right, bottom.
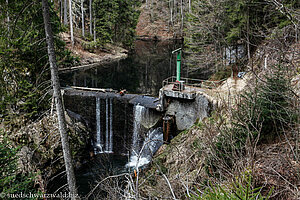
176, 50, 181, 81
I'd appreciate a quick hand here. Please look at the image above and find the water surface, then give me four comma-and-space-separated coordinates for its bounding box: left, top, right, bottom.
60, 40, 183, 96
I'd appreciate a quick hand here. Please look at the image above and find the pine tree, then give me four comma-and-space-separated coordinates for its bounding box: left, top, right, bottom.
0, 1, 75, 121
92, 0, 140, 47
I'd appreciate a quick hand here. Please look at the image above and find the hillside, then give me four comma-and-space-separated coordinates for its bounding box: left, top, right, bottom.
136, 0, 184, 39
137, 37, 300, 199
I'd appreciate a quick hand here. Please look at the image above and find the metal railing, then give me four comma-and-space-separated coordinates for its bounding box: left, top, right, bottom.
162, 76, 225, 89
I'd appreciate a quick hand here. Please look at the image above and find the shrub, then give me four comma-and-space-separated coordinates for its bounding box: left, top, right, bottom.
234, 65, 296, 141
206, 65, 297, 177
0, 130, 40, 197
190, 171, 273, 200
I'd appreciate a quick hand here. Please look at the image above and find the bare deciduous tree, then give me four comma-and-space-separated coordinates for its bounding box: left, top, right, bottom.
64, 0, 68, 25
89, 0, 92, 36
68, 0, 74, 47
42, 0, 78, 198
81, 0, 84, 37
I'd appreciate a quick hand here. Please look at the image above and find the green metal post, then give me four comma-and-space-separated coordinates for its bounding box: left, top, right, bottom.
176, 50, 181, 81
172, 48, 182, 82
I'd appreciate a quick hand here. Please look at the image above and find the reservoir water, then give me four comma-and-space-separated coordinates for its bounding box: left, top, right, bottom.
60, 40, 183, 96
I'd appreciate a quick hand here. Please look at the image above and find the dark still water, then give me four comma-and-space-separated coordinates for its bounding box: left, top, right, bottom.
76, 154, 129, 198
60, 40, 183, 96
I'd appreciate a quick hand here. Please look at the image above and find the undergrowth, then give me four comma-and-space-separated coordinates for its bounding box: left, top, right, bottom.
194, 64, 298, 198
191, 171, 273, 200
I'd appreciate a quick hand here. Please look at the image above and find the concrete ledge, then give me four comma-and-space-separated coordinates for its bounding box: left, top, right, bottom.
163, 89, 196, 100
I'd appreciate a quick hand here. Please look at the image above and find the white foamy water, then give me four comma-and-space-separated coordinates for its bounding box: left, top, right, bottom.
127, 127, 163, 169
131, 104, 145, 156
126, 156, 151, 168
105, 98, 109, 152
109, 98, 113, 152
95, 97, 103, 153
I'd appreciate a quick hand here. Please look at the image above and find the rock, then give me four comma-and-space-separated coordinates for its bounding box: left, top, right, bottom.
166, 93, 211, 130
18, 146, 34, 173
292, 75, 300, 97
11, 112, 90, 191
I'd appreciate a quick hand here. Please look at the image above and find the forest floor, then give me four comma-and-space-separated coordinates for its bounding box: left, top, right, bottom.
135, 0, 183, 40
59, 32, 128, 70
136, 3, 174, 40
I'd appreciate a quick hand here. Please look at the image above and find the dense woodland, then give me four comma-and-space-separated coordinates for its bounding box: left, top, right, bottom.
0, 0, 299, 199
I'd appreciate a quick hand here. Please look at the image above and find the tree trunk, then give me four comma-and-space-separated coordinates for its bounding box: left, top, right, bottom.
169, 0, 173, 25
60, 0, 63, 23
81, 0, 85, 37
68, 0, 74, 47
247, 6, 251, 61
41, 0, 78, 198
180, 0, 183, 36
93, 10, 96, 42
89, 0, 92, 36
189, 0, 191, 13
6, 0, 9, 32
64, 0, 68, 25
174, 0, 177, 19
150, 0, 153, 21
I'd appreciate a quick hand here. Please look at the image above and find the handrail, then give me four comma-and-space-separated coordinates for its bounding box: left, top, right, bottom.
162, 76, 225, 89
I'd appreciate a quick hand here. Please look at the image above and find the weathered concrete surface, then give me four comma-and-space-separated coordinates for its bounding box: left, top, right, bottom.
165, 92, 211, 130
63, 88, 160, 109
62, 88, 163, 155
63, 87, 212, 139
161, 84, 204, 100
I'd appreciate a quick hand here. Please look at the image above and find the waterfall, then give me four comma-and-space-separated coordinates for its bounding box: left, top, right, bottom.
127, 104, 163, 169
93, 96, 161, 159
131, 104, 145, 157
95, 97, 103, 153
102, 98, 113, 153
105, 98, 109, 152
109, 98, 113, 152
127, 127, 163, 168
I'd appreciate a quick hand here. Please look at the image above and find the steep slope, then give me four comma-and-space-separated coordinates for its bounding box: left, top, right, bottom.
138, 37, 300, 199
136, 0, 183, 39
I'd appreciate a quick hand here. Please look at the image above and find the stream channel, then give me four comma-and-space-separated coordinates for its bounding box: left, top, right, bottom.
57, 40, 203, 197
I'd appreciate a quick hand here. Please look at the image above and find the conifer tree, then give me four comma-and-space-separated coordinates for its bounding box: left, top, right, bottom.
0, 0, 74, 120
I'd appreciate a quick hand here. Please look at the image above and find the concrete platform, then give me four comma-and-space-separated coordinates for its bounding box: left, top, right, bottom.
161, 84, 204, 100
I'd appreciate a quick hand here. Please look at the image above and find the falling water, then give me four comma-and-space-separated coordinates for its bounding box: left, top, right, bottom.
127, 127, 163, 168
95, 97, 103, 153
105, 98, 109, 152
109, 98, 113, 152
126, 104, 163, 169
131, 104, 145, 157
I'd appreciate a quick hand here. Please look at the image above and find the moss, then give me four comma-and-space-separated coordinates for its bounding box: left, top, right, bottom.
171, 129, 189, 144
148, 175, 157, 186
192, 138, 202, 151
